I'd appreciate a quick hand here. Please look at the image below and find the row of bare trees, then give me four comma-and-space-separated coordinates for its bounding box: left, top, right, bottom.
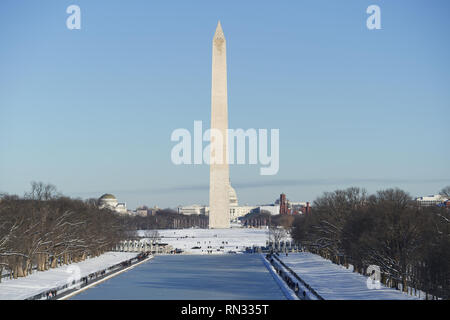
240, 210, 295, 229
291, 186, 450, 299
121, 209, 209, 230
0, 183, 127, 281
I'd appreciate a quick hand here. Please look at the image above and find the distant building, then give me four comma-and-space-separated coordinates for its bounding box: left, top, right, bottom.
135, 209, 148, 217
275, 193, 311, 215
279, 193, 288, 214
134, 205, 160, 217
302, 202, 311, 214
177, 204, 255, 220
256, 205, 280, 216
177, 204, 208, 216
177, 190, 311, 222
230, 206, 257, 220
229, 185, 238, 207
148, 206, 161, 216
178, 185, 255, 220
98, 194, 128, 214
227, 185, 256, 220
415, 194, 448, 207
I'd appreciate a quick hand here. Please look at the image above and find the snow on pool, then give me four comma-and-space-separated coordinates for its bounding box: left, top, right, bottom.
71, 254, 287, 300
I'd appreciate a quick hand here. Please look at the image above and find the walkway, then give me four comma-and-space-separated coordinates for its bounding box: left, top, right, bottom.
278, 253, 418, 300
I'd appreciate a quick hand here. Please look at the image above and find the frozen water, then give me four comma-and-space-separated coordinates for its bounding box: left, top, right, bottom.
71, 254, 286, 300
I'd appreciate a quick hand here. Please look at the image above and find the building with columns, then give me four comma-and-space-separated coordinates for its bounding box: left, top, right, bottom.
98, 194, 128, 215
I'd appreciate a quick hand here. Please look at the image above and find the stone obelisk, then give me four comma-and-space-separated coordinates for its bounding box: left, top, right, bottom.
209, 21, 230, 229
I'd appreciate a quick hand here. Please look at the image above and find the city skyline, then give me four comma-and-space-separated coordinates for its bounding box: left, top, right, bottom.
1, 0, 449, 209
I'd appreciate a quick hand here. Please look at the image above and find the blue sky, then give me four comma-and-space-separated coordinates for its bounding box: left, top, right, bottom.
1, 0, 449, 209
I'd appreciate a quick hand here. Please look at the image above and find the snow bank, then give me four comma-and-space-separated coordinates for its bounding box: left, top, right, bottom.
0, 252, 138, 300
279, 253, 419, 300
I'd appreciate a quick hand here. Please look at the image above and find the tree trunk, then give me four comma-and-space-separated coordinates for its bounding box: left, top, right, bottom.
37, 253, 45, 271
23, 259, 31, 277
16, 262, 24, 278
51, 256, 57, 268
45, 254, 50, 270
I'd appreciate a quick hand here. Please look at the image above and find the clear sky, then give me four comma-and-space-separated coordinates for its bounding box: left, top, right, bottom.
1, 0, 449, 209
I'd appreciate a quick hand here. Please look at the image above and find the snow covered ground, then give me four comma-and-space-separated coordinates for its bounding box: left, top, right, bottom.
278, 253, 419, 300
1, 227, 422, 300
0, 252, 137, 300
138, 227, 283, 254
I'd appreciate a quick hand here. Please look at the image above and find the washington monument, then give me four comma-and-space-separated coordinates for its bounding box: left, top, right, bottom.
209, 21, 230, 229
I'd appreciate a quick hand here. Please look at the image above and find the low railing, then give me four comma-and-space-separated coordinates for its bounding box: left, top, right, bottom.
112, 240, 173, 254
269, 253, 324, 300
25, 252, 150, 300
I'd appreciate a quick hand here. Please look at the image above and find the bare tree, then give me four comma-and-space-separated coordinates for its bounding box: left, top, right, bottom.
144, 230, 160, 244
292, 186, 450, 299
440, 186, 450, 199
0, 184, 127, 280
268, 225, 287, 246
24, 182, 60, 201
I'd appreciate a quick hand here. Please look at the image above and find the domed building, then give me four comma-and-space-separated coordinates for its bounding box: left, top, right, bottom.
98, 194, 128, 214
177, 183, 256, 221
229, 185, 238, 207
99, 193, 118, 208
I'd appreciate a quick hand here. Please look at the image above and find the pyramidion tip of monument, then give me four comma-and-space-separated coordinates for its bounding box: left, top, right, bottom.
214, 20, 225, 39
